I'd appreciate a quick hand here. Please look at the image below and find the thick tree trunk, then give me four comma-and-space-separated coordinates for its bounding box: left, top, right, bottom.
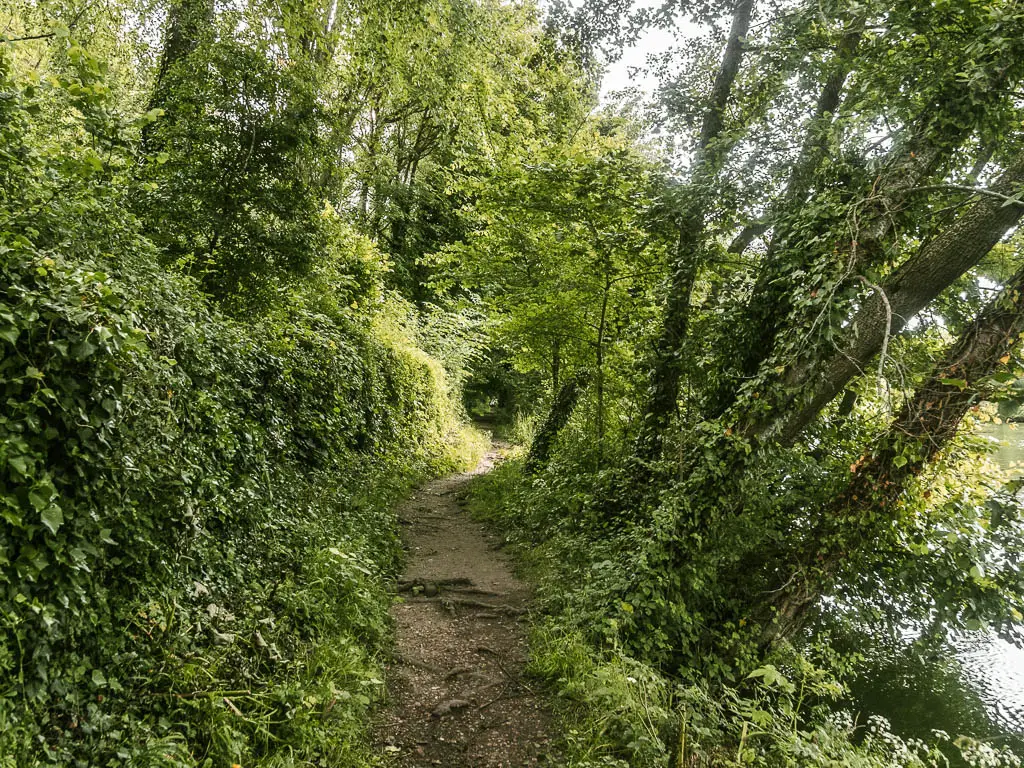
634, 0, 754, 462
717, 49, 1024, 422
635, 214, 703, 461
759, 260, 1024, 643
525, 372, 590, 474
754, 151, 1024, 446
705, 30, 860, 417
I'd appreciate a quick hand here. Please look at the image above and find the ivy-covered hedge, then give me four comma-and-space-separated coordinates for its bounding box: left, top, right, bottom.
0, 48, 477, 767
0, 238, 475, 767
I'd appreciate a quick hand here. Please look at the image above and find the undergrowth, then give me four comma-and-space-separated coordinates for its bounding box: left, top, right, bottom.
467, 451, 1022, 768
0, 236, 484, 767
0, 46, 485, 767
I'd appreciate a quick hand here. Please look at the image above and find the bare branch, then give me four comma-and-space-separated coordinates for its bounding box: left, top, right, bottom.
2, 33, 56, 43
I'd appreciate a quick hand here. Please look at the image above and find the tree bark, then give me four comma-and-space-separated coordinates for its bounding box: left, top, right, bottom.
727, 220, 769, 255
759, 259, 1024, 644
634, 0, 755, 462
525, 372, 590, 474
754, 151, 1024, 446
703, 29, 860, 418
717, 47, 1024, 422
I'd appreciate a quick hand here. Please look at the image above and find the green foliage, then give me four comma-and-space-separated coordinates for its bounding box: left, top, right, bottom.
467, 457, 1022, 767
0, 39, 478, 766
7, 0, 1024, 763
336, 0, 594, 303
444, 129, 669, 377
140, 6, 326, 312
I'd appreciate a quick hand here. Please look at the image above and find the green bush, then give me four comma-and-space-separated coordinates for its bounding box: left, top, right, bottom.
467, 454, 1022, 768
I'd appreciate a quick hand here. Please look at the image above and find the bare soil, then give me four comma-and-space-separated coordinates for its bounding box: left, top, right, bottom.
374, 447, 560, 767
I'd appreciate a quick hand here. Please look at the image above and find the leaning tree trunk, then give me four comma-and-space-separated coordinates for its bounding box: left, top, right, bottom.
525, 372, 590, 475
757, 259, 1024, 644
706, 29, 860, 417
655, 152, 1024, 640
666, 151, 1024, 531
753, 150, 1024, 446
715, 44, 1024, 423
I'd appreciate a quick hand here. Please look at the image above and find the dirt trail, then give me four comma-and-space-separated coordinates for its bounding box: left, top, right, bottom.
374, 446, 558, 767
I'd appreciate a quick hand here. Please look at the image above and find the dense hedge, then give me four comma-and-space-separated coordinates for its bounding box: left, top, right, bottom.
0, 49, 476, 766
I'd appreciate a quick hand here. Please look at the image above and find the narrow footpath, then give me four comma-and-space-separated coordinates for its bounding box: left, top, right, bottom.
374, 447, 559, 767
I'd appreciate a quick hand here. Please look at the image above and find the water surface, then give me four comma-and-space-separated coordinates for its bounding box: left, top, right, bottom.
850, 423, 1024, 754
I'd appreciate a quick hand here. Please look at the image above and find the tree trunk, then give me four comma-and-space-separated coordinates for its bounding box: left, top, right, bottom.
551, 337, 561, 393
759, 259, 1024, 643
717, 50, 1024, 423
754, 151, 1024, 446
634, 0, 755, 462
705, 29, 860, 417
656, 153, 1024, 627
525, 372, 590, 474
597, 281, 610, 460
146, 0, 214, 122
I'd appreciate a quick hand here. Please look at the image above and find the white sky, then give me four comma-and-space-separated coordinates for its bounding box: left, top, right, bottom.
599, 21, 677, 99
588, 0, 701, 102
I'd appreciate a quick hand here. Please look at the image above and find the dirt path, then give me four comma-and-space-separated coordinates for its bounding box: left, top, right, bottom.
374, 447, 558, 767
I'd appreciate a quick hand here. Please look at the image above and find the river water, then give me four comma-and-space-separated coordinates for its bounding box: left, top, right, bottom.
850, 423, 1024, 754
960, 424, 1024, 735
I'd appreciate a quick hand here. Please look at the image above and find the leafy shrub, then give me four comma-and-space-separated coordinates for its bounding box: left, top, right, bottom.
467, 455, 1022, 768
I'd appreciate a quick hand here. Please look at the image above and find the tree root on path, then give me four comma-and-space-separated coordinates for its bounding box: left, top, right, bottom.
396, 654, 445, 674
474, 645, 537, 694
397, 577, 473, 591
448, 586, 509, 597
440, 597, 525, 615
397, 577, 510, 599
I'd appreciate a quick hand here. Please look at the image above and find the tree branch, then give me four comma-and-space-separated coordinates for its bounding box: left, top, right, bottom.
2, 33, 56, 43
910, 183, 1024, 207
758, 149, 1024, 445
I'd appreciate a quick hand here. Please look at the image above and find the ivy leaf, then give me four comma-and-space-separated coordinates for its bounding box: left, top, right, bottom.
40, 505, 64, 534
8, 455, 30, 477
70, 339, 98, 360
